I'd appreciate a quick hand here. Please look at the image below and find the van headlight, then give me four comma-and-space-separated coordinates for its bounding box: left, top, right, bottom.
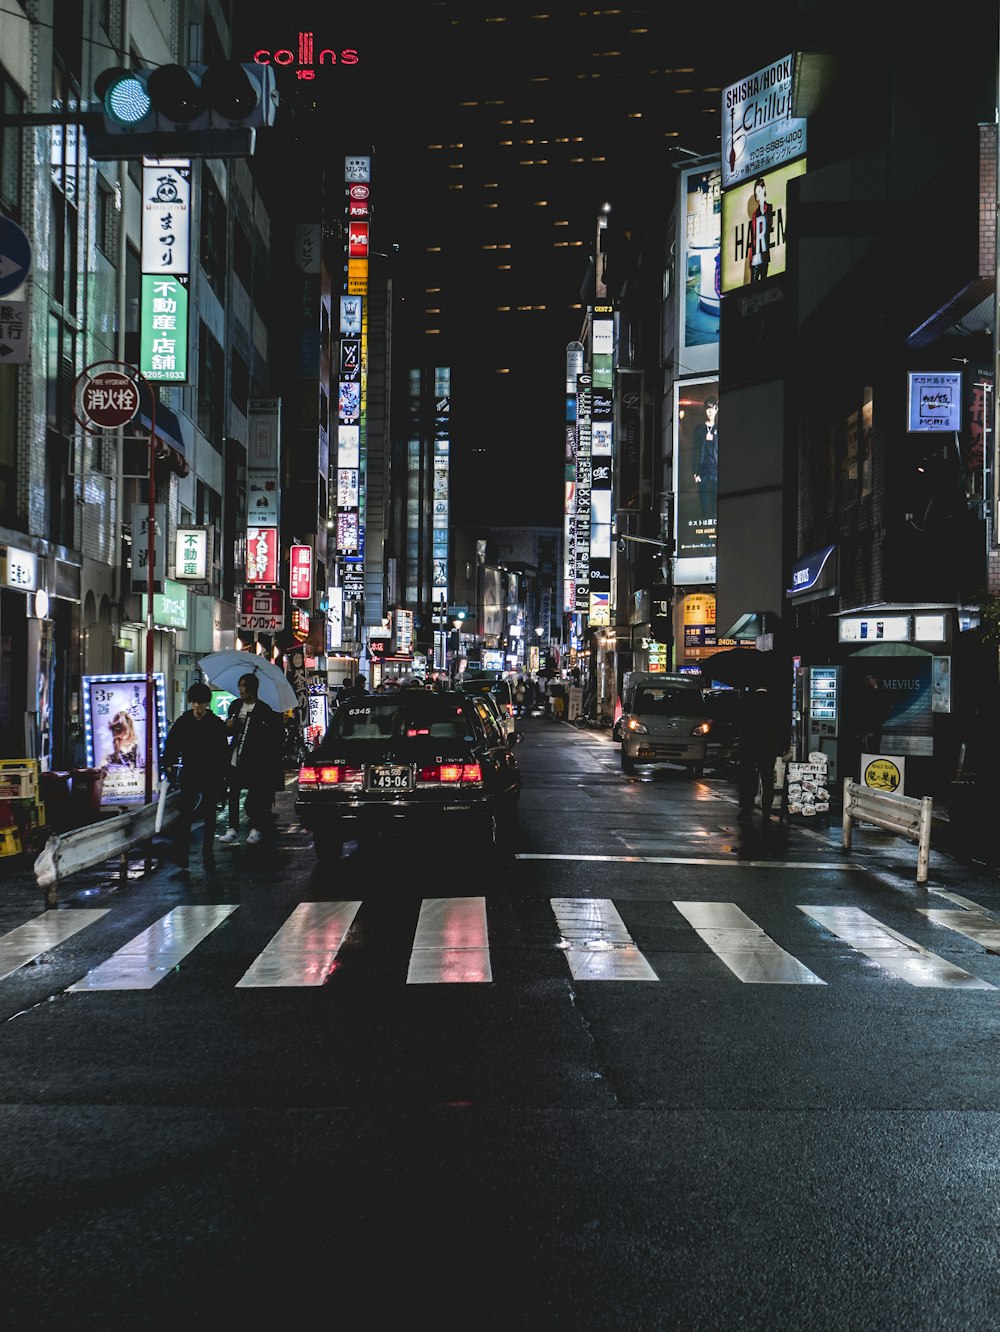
626, 718, 648, 735
692, 721, 711, 736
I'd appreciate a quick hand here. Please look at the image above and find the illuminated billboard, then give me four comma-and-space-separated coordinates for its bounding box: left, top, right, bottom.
720, 158, 806, 292
722, 54, 806, 191
674, 377, 719, 586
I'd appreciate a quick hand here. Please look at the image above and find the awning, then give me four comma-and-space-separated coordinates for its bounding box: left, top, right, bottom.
723, 611, 780, 642
129, 385, 190, 477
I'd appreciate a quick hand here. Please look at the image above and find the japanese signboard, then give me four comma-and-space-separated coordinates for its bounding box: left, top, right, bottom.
0, 300, 28, 363
239, 587, 285, 631
721, 55, 807, 190
80, 371, 140, 428
246, 527, 279, 584
290, 544, 312, 601
173, 525, 212, 581
141, 161, 191, 275
130, 503, 167, 592
140, 274, 189, 382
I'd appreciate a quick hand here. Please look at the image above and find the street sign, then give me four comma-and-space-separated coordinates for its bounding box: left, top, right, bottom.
239, 586, 284, 631
0, 300, 28, 363
81, 370, 141, 428
0, 218, 32, 298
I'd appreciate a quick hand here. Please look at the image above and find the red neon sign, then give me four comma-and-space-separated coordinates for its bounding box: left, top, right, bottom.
253, 34, 359, 80
290, 543, 312, 600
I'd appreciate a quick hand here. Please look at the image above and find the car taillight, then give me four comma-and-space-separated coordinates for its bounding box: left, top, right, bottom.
417, 762, 484, 786
298, 763, 360, 786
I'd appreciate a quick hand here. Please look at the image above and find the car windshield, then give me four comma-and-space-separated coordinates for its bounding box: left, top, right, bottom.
325, 697, 477, 743
633, 686, 706, 718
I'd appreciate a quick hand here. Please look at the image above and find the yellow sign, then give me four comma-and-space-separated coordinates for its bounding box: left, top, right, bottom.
863, 756, 902, 793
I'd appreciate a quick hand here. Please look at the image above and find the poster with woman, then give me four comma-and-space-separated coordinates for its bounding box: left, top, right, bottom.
83, 673, 167, 805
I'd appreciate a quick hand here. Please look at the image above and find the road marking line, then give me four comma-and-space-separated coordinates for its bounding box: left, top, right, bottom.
407, 896, 492, 984
66, 905, 238, 991
236, 901, 362, 987
799, 905, 995, 989
674, 901, 825, 984
0, 909, 109, 982
919, 908, 1000, 955
550, 897, 658, 980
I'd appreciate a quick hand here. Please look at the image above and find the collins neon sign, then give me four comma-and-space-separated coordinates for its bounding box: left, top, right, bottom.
253, 33, 359, 80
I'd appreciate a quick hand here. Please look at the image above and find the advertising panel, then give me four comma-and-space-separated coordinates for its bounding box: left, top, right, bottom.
680, 166, 721, 370
340, 295, 362, 336
84, 672, 167, 806
141, 161, 191, 275
907, 372, 963, 433
290, 544, 312, 601
140, 274, 188, 382
246, 527, 279, 584
130, 503, 167, 593
722, 54, 807, 191
674, 378, 719, 572
574, 373, 592, 612
720, 158, 807, 292
174, 526, 211, 581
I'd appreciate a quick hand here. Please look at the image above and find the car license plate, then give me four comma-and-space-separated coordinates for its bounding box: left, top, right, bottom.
368, 764, 412, 791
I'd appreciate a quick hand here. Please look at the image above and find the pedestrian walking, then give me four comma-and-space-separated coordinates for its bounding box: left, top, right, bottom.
219, 673, 284, 847
161, 681, 230, 869
736, 686, 785, 822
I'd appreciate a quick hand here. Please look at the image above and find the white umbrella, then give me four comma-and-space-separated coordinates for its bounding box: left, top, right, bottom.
197, 650, 299, 713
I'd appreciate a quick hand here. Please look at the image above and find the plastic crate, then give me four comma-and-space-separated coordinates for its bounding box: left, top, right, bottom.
0, 759, 39, 802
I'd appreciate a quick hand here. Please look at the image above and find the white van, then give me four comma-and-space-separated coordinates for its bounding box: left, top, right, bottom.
619, 672, 712, 776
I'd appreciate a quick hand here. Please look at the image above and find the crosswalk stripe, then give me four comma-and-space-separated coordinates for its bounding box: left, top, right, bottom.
406, 897, 492, 984
0, 909, 109, 982
673, 901, 826, 984
919, 908, 1000, 955
66, 905, 238, 991
236, 901, 361, 987
550, 897, 658, 980
799, 905, 996, 989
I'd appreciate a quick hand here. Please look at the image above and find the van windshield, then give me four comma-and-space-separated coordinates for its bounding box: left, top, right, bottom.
633, 687, 705, 718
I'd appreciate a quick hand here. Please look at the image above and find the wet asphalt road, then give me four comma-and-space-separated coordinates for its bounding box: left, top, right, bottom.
2, 718, 1000, 1329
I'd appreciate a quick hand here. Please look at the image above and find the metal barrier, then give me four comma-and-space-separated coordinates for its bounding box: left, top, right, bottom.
33, 792, 179, 906
842, 778, 933, 884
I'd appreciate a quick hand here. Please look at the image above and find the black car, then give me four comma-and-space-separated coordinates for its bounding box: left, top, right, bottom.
295, 689, 521, 862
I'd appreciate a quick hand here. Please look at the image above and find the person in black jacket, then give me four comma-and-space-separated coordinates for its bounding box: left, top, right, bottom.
737, 686, 785, 822
219, 672, 283, 847
161, 681, 230, 869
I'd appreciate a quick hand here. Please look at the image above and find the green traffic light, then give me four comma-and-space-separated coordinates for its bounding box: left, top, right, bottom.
104, 73, 151, 126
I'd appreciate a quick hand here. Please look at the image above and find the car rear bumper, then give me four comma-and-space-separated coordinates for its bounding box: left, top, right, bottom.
294, 791, 512, 833
622, 736, 707, 763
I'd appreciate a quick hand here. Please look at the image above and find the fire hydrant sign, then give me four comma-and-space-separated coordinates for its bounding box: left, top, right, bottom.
81, 371, 140, 428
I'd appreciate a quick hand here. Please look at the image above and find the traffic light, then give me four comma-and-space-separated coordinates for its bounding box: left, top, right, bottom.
89, 62, 278, 160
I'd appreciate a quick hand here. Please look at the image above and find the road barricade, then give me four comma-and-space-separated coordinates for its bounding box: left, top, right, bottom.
33, 790, 179, 906
841, 778, 933, 884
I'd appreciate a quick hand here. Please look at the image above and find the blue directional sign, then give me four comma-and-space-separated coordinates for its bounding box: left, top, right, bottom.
0, 218, 32, 298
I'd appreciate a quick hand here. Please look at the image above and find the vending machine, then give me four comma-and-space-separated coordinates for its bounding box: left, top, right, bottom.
805, 665, 840, 784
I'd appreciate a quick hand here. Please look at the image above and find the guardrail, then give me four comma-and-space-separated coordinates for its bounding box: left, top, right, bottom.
33, 793, 179, 906
842, 778, 933, 884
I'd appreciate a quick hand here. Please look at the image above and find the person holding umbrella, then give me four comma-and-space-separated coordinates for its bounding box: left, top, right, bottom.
736, 685, 786, 823
218, 672, 284, 846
